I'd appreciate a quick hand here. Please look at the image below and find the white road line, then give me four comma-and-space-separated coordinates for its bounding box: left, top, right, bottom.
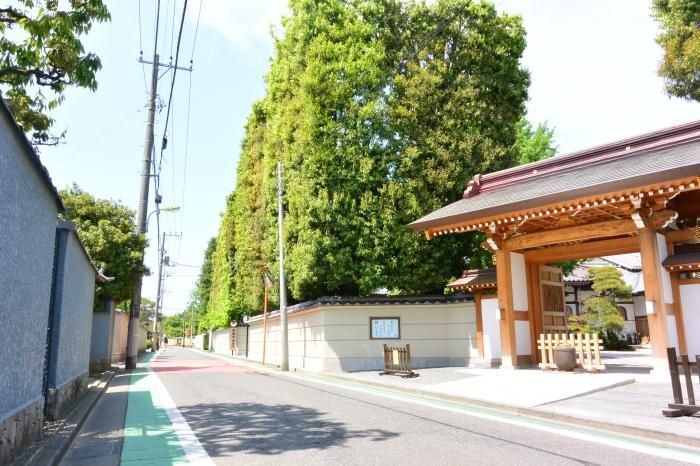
149, 351, 216, 465
198, 349, 700, 464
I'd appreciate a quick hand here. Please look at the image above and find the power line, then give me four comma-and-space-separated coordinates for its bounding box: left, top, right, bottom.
178, 72, 194, 260
156, 0, 188, 193
162, 0, 188, 142
190, 0, 203, 61
170, 0, 177, 60
49, 109, 143, 165
178, 0, 202, 261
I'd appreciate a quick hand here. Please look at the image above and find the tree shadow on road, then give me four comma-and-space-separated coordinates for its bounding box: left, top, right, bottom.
178, 402, 398, 456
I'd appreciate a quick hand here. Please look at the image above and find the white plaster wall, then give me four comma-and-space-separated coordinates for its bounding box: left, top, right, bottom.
232, 326, 248, 357
194, 334, 205, 350
245, 302, 477, 372
656, 234, 674, 304
666, 315, 679, 352
633, 296, 647, 317
481, 298, 501, 359
510, 252, 528, 311
680, 284, 700, 357
515, 321, 532, 356
211, 328, 231, 355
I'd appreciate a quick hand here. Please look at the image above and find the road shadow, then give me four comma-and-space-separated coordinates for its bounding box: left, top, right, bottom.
178, 402, 398, 456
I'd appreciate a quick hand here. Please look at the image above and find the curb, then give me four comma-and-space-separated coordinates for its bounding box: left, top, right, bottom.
25, 371, 116, 466
294, 369, 700, 451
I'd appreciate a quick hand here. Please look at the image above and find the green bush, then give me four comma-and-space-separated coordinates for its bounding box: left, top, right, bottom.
602, 331, 632, 351
146, 339, 153, 351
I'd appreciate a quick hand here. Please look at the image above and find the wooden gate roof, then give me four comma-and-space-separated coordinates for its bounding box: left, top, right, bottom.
410, 121, 700, 239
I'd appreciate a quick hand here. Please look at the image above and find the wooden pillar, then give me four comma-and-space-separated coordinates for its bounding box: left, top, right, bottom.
495, 249, 517, 369
474, 291, 484, 360
670, 272, 688, 355
638, 228, 672, 373
526, 261, 542, 365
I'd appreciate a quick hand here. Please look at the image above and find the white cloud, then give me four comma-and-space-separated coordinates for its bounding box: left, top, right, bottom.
192, 0, 289, 51
498, 0, 698, 154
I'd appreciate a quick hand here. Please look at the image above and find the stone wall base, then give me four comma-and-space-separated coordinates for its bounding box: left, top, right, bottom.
90, 358, 110, 373
45, 372, 88, 421
0, 399, 44, 466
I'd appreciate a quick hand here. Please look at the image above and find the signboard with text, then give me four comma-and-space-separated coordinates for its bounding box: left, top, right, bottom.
370, 317, 400, 339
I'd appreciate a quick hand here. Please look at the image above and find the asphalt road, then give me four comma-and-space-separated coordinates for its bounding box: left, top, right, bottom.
150, 347, 697, 465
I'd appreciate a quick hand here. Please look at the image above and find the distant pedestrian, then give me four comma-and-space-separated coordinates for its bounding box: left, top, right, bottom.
162, 335, 168, 350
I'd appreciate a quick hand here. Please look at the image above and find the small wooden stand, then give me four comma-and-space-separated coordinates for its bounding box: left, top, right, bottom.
380, 344, 419, 378
662, 347, 700, 417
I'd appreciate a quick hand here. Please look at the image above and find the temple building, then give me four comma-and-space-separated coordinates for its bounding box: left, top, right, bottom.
410, 121, 700, 373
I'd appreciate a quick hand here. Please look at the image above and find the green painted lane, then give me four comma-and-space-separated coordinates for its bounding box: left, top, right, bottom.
121, 353, 188, 466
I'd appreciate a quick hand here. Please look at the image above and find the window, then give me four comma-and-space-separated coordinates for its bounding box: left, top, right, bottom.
617, 305, 628, 321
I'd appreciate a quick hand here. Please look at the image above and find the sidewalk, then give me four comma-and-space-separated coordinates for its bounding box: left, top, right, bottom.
59, 352, 190, 466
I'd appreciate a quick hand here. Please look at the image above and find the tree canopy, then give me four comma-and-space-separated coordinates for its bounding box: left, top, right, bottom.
0, 1, 110, 144
60, 184, 147, 307
192, 0, 532, 327
514, 118, 557, 165
652, 0, 700, 101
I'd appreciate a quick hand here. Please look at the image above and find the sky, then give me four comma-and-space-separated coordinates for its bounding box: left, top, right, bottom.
41, 0, 697, 317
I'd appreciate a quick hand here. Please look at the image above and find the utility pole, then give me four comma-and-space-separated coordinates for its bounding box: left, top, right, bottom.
126, 2, 192, 367
126, 52, 159, 370
152, 231, 166, 351
152, 231, 180, 351
277, 161, 289, 371
190, 302, 195, 347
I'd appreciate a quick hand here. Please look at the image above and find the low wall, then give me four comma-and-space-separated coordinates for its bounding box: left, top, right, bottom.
194, 334, 206, 350
138, 324, 149, 353
233, 325, 248, 357
238, 297, 477, 372
90, 301, 115, 372
211, 328, 231, 355
111, 311, 129, 363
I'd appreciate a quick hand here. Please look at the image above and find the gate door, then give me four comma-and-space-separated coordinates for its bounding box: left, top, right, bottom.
540, 265, 567, 335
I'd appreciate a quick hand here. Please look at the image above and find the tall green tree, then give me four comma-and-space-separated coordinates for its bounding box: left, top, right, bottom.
0, 1, 110, 144
163, 313, 185, 338
653, 0, 700, 101
138, 298, 156, 329
514, 118, 557, 165
208, 0, 531, 317
60, 184, 147, 307
375, 0, 530, 293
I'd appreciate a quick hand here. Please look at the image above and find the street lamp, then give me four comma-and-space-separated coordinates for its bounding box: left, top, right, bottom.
146, 205, 181, 232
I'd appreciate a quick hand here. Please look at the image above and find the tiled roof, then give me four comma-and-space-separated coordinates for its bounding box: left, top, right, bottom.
245, 294, 474, 323
600, 253, 642, 272
410, 121, 700, 231
447, 268, 497, 290
563, 266, 591, 286
662, 252, 700, 271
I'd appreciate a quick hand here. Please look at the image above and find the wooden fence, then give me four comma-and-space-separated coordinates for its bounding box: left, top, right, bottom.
663, 347, 700, 417
380, 344, 418, 378
537, 333, 605, 371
